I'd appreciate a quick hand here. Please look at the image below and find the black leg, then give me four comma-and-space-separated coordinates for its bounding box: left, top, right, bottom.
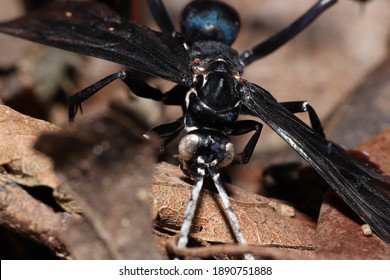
230, 120, 263, 165
280, 101, 325, 138
144, 117, 185, 147
241, 100, 325, 138
240, 0, 337, 66
68, 70, 127, 121
122, 74, 188, 106
160, 85, 189, 107
147, 0, 176, 36
68, 69, 188, 121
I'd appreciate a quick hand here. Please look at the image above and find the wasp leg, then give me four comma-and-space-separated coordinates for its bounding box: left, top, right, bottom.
230, 120, 263, 165
280, 101, 325, 138
147, 0, 176, 36
68, 69, 188, 121
240, 0, 337, 66
144, 117, 185, 147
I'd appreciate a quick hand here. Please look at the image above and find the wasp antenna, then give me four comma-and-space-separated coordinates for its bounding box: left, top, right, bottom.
177, 167, 205, 250
208, 166, 254, 260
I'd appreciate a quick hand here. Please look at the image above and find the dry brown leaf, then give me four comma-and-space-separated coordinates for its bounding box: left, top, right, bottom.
355, 128, 390, 175
0, 105, 59, 188
153, 162, 316, 255
316, 191, 390, 259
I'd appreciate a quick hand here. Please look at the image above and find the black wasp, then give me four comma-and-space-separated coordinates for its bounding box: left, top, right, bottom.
0, 0, 389, 259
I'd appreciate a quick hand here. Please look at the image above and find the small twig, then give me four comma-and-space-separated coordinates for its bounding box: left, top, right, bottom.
166, 236, 314, 260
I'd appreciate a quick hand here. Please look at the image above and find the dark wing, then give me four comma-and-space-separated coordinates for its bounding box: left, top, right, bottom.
0, 1, 192, 86
242, 82, 390, 243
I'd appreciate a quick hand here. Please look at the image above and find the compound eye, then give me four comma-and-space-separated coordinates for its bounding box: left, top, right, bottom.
217, 142, 235, 168
181, 1, 240, 45
178, 133, 200, 162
